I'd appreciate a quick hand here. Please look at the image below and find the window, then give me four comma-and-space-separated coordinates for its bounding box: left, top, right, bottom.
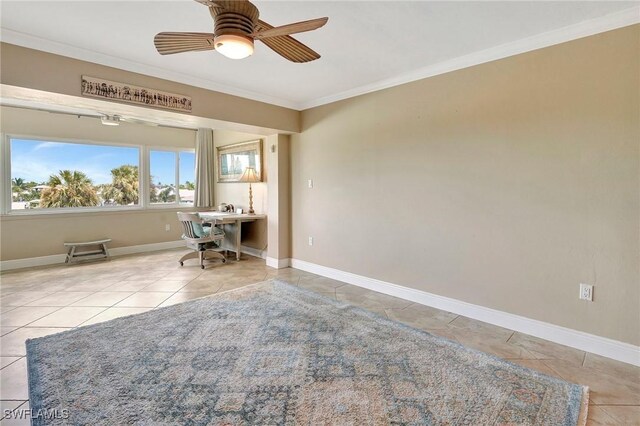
3, 136, 195, 214
150, 150, 176, 205
8, 138, 140, 211
179, 151, 196, 206
149, 149, 195, 206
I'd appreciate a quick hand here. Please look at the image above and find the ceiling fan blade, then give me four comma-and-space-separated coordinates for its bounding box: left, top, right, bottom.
254, 17, 328, 40
255, 20, 321, 63
193, 0, 216, 6
194, 0, 250, 7
154, 32, 215, 55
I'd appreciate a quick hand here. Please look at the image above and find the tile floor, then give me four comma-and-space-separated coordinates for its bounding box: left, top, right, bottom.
1, 249, 638, 425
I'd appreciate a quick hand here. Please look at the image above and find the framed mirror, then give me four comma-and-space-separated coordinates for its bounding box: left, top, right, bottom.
216, 140, 262, 183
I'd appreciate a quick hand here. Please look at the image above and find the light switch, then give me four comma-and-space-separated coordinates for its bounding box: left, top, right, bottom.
308, 179, 313, 188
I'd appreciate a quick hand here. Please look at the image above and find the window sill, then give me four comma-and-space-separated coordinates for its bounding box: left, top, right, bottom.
0, 205, 194, 220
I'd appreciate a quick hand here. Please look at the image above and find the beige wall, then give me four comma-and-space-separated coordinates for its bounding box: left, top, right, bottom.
1, 43, 300, 133
291, 26, 640, 345
266, 134, 291, 261
213, 129, 268, 252
213, 130, 267, 214
1, 210, 187, 260
0, 106, 195, 260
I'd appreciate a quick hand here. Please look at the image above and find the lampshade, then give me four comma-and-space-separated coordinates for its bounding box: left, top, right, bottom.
214, 34, 254, 60
239, 166, 260, 183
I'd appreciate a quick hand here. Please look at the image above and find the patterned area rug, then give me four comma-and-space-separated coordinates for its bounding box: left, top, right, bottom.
27, 280, 588, 425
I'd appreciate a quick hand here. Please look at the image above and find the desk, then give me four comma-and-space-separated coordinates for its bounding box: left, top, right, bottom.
199, 212, 266, 261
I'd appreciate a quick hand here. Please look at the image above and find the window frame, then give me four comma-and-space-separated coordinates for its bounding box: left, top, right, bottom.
1, 133, 194, 216
147, 146, 196, 209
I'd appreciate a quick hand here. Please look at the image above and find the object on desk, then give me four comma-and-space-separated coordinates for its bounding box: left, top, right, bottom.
239, 166, 259, 214
64, 239, 111, 264
236, 208, 243, 214
176, 212, 226, 269
217, 203, 235, 213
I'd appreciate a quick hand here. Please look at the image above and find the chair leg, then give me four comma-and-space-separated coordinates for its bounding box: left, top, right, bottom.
205, 250, 226, 263
178, 251, 199, 266
180, 249, 226, 269
199, 250, 206, 269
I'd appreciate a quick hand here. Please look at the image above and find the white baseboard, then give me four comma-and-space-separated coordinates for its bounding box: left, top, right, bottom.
0, 240, 184, 271
0, 253, 68, 271
238, 245, 267, 260
109, 240, 184, 257
0, 241, 269, 272
290, 258, 640, 367
266, 257, 291, 269
218, 242, 266, 260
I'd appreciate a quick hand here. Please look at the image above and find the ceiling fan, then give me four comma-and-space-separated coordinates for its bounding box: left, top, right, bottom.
98, 114, 158, 127
154, 0, 328, 63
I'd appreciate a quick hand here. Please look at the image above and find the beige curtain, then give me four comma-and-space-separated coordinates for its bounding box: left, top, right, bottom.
194, 128, 215, 207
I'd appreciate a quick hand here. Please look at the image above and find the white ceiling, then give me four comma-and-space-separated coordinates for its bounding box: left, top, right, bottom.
1, 1, 638, 110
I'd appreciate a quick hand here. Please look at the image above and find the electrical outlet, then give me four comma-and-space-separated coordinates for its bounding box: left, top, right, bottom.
308, 236, 313, 246
579, 283, 593, 301
308, 179, 313, 189
165, 224, 171, 232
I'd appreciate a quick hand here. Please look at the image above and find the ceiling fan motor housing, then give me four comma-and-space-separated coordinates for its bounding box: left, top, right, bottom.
210, 1, 258, 44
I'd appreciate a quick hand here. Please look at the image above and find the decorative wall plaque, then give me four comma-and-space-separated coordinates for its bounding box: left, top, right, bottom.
81, 76, 192, 112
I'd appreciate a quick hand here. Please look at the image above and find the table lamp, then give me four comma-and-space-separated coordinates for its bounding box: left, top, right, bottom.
239, 166, 259, 214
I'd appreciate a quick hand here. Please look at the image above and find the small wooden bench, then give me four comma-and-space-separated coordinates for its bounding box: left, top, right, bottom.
64, 239, 111, 264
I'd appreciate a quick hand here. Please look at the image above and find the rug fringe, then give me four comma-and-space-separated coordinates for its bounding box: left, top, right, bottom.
577, 386, 590, 426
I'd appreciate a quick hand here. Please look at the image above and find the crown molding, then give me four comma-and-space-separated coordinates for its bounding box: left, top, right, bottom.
0, 29, 300, 110
299, 6, 640, 110
2, 6, 638, 112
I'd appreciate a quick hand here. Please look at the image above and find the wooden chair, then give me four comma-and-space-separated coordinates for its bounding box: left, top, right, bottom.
176, 212, 226, 269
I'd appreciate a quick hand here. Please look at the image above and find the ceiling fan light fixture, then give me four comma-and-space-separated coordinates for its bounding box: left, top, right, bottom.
214, 34, 254, 60
101, 115, 121, 126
